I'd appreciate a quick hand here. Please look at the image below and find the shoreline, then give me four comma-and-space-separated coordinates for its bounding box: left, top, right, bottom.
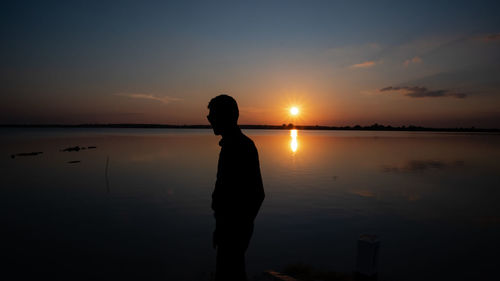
1, 123, 499, 133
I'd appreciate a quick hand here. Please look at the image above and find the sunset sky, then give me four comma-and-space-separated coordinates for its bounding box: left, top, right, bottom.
2, 0, 499, 127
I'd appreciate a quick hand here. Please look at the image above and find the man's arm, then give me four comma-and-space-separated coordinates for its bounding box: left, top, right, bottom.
243, 143, 265, 221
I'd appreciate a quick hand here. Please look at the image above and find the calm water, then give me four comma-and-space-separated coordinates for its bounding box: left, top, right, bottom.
1, 128, 499, 280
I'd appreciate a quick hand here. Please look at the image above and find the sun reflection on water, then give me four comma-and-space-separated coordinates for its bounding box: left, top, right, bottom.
290, 129, 298, 153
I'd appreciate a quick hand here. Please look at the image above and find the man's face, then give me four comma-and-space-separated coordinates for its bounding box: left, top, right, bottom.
207, 109, 222, 135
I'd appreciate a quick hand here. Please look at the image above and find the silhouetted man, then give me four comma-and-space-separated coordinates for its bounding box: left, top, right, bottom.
207, 95, 265, 281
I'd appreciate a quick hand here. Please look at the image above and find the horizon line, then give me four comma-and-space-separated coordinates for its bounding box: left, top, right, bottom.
1, 123, 499, 132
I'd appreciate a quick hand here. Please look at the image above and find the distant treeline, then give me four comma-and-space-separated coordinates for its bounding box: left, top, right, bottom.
1, 123, 499, 132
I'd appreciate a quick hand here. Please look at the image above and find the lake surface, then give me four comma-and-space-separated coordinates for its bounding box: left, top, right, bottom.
1, 128, 499, 280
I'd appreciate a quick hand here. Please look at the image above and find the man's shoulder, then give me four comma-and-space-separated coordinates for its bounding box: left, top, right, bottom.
239, 133, 257, 150
239, 132, 255, 144
225, 132, 257, 155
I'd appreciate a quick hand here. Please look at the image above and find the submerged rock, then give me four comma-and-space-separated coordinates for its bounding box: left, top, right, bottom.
60, 146, 97, 152
10, 152, 43, 159
61, 146, 81, 152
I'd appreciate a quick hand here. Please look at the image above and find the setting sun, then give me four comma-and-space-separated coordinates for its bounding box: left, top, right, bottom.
290, 106, 299, 116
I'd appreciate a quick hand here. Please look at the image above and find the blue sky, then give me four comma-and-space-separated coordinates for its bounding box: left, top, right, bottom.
1, 0, 499, 127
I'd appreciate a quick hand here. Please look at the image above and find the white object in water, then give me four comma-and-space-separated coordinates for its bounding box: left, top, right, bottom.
355, 234, 380, 276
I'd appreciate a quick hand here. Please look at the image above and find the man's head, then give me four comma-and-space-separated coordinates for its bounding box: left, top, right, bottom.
207, 94, 239, 135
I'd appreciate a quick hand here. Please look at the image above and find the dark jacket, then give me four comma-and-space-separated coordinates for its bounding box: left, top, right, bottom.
212, 130, 265, 226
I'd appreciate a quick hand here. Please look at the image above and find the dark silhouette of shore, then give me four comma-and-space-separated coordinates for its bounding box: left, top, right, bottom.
1, 123, 499, 132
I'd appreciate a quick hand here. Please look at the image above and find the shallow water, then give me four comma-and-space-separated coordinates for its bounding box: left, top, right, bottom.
1, 128, 499, 280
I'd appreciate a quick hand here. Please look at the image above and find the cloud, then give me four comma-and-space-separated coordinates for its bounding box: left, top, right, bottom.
412, 56, 422, 63
115, 93, 182, 104
403, 56, 422, 67
483, 33, 500, 42
350, 61, 376, 68
380, 86, 467, 98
